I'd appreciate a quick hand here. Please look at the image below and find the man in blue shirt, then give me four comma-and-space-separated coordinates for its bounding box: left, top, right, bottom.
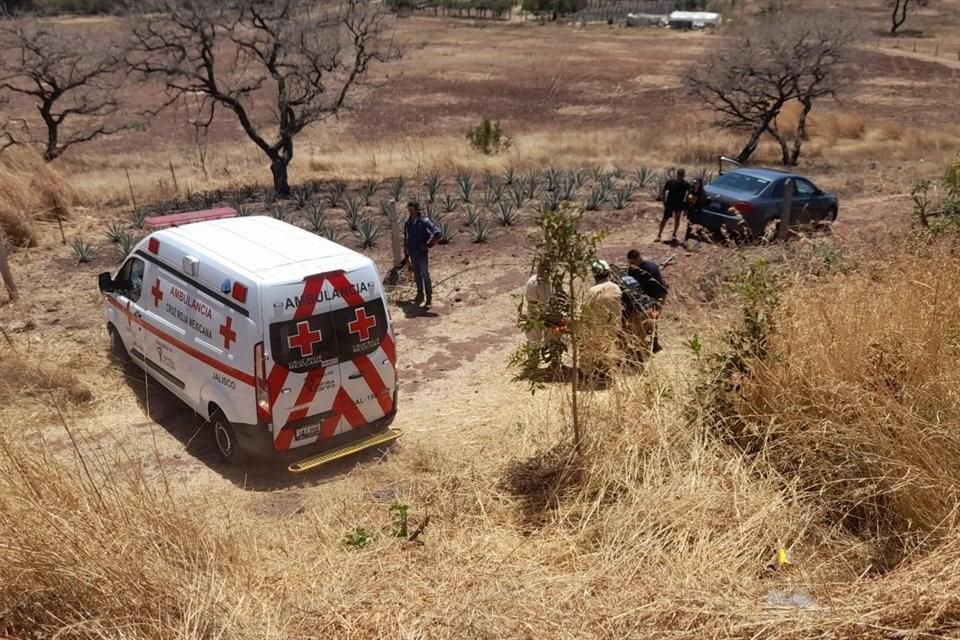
403, 201, 443, 308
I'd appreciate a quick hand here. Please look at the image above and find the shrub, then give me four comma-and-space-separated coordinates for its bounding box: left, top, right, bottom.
463, 204, 480, 228
290, 186, 311, 208
104, 220, 126, 244
495, 202, 518, 226
468, 218, 490, 243
388, 176, 406, 204
319, 225, 340, 243
304, 202, 327, 231
359, 178, 380, 206
439, 221, 456, 244
354, 218, 381, 248
439, 192, 458, 214
466, 118, 510, 155
611, 188, 631, 210
456, 173, 474, 203
510, 183, 527, 209
481, 182, 503, 209
584, 187, 606, 211
634, 167, 653, 187
424, 173, 442, 203
326, 180, 348, 208
343, 197, 363, 231
114, 232, 136, 260
71, 238, 95, 263
129, 208, 147, 230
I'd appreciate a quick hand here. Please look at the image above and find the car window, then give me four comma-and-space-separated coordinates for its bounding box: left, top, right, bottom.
710, 173, 771, 196
117, 258, 145, 303
794, 179, 817, 197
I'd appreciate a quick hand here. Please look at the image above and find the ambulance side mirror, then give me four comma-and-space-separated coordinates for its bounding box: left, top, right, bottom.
98, 272, 115, 293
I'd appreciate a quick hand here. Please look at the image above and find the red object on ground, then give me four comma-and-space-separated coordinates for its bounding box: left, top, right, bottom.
145, 207, 238, 230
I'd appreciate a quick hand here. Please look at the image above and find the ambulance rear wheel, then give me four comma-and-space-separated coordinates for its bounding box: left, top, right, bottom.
107, 324, 130, 362
210, 409, 243, 465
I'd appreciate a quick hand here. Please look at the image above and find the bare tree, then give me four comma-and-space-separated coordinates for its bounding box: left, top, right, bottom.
685, 15, 855, 166
127, 0, 396, 196
0, 20, 130, 162
890, 0, 930, 35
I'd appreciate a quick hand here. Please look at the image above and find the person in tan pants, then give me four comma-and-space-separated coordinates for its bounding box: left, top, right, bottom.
580, 260, 623, 380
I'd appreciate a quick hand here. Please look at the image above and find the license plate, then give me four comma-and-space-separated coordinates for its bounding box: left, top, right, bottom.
295, 424, 321, 441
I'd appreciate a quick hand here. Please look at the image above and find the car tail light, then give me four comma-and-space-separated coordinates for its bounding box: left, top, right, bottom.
254, 342, 271, 424
148, 237, 160, 253
732, 202, 755, 215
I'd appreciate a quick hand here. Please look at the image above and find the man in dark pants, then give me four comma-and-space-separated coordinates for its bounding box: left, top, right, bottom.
403, 201, 443, 308
626, 248, 668, 353
656, 168, 691, 243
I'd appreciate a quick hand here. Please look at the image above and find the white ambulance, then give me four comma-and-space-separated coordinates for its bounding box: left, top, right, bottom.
98, 209, 400, 473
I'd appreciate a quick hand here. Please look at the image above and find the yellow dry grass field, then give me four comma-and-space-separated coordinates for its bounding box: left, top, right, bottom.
2, 3, 960, 639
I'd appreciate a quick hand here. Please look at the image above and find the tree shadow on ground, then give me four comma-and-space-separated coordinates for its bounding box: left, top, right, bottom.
502, 440, 584, 531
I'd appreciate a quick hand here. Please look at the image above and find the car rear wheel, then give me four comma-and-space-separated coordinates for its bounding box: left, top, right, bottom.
210, 408, 243, 465
826, 207, 838, 222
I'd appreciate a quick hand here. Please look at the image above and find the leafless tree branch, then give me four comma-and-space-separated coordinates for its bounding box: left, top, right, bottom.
685, 14, 858, 166
0, 18, 133, 162
126, 0, 398, 195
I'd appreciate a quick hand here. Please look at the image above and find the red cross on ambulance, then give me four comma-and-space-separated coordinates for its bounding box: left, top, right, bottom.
348, 307, 377, 341
151, 278, 164, 307
219, 316, 237, 350
288, 320, 322, 358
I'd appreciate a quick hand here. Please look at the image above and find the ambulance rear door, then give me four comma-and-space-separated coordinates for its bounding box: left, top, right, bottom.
264, 274, 343, 452
330, 264, 396, 436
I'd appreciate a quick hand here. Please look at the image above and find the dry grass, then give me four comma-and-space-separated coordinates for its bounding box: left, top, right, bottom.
0, 149, 81, 247
727, 241, 960, 561
4, 240, 960, 638
0, 349, 93, 408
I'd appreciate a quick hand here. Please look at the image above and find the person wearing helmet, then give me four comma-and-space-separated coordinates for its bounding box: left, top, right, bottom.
580, 259, 623, 380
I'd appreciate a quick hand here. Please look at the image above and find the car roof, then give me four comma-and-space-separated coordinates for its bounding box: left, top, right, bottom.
725, 167, 797, 181
156, 216, 372, 284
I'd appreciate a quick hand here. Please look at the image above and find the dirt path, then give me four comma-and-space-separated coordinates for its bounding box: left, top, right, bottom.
5, 188, 911, 501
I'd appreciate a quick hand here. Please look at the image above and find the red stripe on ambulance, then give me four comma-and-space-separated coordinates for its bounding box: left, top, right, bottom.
352, 355, 393, 416
107, 297, 255, 386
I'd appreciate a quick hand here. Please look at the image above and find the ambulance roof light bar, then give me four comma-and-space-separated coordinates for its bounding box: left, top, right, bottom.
145, 207, 238, 230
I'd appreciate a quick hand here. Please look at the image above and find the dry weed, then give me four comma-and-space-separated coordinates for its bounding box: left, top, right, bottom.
0, 149, 79, 246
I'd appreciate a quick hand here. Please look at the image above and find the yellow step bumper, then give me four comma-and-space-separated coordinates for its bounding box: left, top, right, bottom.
288, 429, 403, 474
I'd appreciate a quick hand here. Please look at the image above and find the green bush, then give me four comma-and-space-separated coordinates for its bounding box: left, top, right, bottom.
466, 118, 510, 155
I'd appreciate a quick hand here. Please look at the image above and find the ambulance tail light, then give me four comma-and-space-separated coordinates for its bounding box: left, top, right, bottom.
254, 342, 271, 423
232, 281, 248, 304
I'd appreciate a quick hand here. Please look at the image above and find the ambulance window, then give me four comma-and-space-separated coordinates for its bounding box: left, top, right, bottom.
334, 298, 388, 361
269, 313, 338, 374
117, 258, 145, 303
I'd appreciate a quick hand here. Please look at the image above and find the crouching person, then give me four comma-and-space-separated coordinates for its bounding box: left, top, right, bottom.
579, 260, 623, 382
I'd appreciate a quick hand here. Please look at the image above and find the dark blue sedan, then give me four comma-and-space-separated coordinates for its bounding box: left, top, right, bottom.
689, 168, 839, 240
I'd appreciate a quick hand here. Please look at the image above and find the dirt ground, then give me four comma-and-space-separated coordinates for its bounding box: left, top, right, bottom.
4, 5, 960, 636
1, 4, 946, 486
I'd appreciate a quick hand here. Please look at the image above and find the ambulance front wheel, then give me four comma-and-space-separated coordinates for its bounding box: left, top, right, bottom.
210, 408, 245, 465
107, 324, 130, 362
